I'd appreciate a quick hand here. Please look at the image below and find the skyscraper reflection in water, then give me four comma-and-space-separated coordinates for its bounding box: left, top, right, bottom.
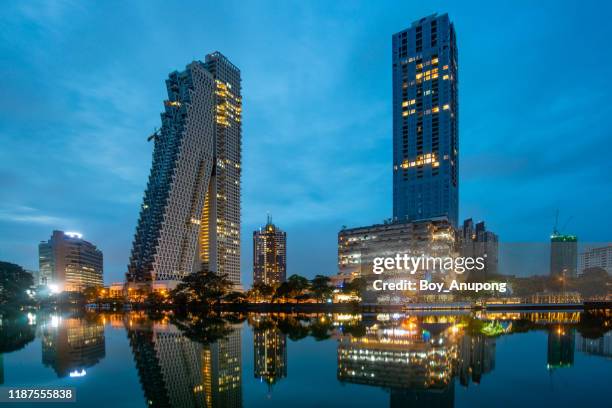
458, 334, 496, 386
576, 331, 612, 358
389, 385, 455, 408
41, 315, 105, 378
202, 329, 242, 408
126, 316, 242, 408
251, 316, 287, 392
1, 312, 609, 406
547, 326, 575, 370
337, 315, 496, 408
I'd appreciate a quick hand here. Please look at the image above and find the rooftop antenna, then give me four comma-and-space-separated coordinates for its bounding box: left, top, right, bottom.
267, 212, 272, 225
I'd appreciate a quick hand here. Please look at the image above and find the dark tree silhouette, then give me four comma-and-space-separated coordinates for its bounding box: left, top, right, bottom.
310, 275, 333, 302
0, 261, 33, 305
171, 269, 233, 309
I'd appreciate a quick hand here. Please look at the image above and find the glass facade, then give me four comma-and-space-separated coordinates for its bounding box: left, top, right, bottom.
392, 14, 459, 227
127, 52, 242, 288
38, 230, 103, 292
253, 216, 287, 286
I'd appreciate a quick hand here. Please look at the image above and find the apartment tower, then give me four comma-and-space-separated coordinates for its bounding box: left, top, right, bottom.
127, 52, 242, 289
392, 14, 459, 227
253, 216, 287, 286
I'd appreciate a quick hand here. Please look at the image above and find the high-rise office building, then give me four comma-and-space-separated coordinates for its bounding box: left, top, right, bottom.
550, 233, 577, 277
253, 216, 287, 286
392, 13, 459, 227
338, 218, 456, 279
338, 217, 457, 304
127, 51, 242, 289
38, 230, 103, 292
579, 244, 612, 275
460, 218, 499, 277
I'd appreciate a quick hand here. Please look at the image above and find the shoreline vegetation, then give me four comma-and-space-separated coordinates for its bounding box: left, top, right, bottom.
2, 263, 611, 315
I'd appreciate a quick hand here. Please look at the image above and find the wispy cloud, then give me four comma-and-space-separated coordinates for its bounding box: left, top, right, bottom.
0, 205, 72, 226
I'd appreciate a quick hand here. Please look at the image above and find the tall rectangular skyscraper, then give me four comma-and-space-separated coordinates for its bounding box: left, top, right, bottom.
127, 52, 242, 288
253, 216, 286, 286
392, 14, 459, 227
550, 233, 578, 277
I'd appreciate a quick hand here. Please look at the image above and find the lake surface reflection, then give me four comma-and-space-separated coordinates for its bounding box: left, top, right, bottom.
1, 310, 610, 407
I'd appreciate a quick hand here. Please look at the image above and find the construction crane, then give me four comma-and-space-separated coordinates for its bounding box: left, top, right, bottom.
147, 127, 160, 142
560, 215, 573, 233
552, 210, 560, 236
552, 209, 573, 236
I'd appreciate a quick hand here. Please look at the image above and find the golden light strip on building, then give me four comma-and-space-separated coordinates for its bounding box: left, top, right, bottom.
199, 192, 210, 262
400, 152, 440, 169
202, 348, 213, 408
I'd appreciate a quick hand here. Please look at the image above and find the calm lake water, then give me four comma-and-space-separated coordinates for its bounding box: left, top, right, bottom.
1, 310, 611, 407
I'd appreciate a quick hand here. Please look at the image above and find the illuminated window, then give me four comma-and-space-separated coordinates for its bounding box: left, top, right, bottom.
400, 153, 440, 169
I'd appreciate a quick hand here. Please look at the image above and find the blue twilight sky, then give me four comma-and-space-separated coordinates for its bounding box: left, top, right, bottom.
1, 1, 611, 285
